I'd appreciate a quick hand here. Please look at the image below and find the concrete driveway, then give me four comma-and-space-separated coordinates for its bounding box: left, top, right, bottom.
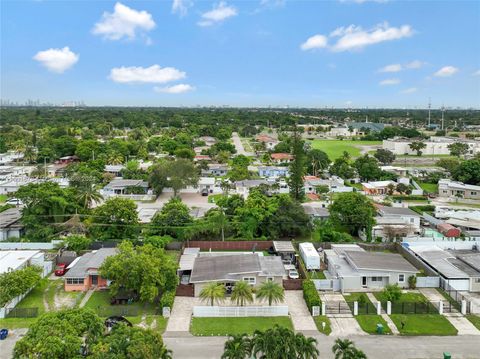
0, 328, 28, 359
320, 293, 366, 336
284, 291, 318, 333
165, 297, 197, 334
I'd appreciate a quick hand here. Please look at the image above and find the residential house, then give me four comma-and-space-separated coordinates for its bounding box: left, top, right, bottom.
201, 164, 229, 177
438, 179, 480, 200
198, 136, 217, 147
234, 179, 289, 198
271, 153, 293, 164
0, 250, 52, 277
101, 178, 151, 198
104, 164, 125, 177
304, 176, 352, 194
256, 135, 279, 150
194, 155, 212, 162
362, 180, 397, 195
324, 244, 419, 291
64, 248, 118, 292
302, 203, 330, 221
0, 208, 24, 241
377, 206, 421, 230
189, 253, 286, 296
257, 166, 289, 178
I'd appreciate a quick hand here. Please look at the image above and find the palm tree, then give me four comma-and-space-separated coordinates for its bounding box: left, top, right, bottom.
199, 282, 225, 306
76, 185, 103, 209
221, 334, 251, 359
256, 281, 284, 306
231, 281, 254, 307
294, 333, 319, 359
332, 338, 366, 359
107, 152, 124, 165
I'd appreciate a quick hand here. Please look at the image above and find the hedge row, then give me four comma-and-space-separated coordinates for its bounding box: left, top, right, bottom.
410, 205, 436, 215
302, 280, 321, 312
392, 195, 427, 201
159, 290, 175, 310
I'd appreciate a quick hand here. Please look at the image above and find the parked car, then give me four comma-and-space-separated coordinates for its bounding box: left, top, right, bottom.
288, 269, 299, 279
201, 188, 209, 196
104, 316, 132, 332
6, 198, 23, 206
54, 263, 68, 276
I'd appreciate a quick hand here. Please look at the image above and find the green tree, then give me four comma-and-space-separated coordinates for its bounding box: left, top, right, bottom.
330, 157, 355, 179
174, 147, 195, 160
332, 338, 367, 359
199, 282, 226, 306
329, 192, 376, 239
222, 334, 252, 359
436, 158, 460, 174
14, 308, 103, 359
381, 284, 402, 302
255, 281, 285, 306
288, 126, 306, 201
354, 155, 382, 181
63, 235, 92, 252
150, 197, 193, 239
91, 324, 172, 359
307, 149, 330, 176
231, 281, 254, 306
0, 266, 42, 307
453, 158, 480, 185
100, 241, 177, 303
448, 142, 469, 158
374, 149, 396, 165
70, 174, 103, 209
409, 141, 426, 156
89, 197, 140, 240
149, 159, 199, 196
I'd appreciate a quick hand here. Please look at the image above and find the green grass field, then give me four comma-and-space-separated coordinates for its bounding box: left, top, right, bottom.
190, 317, 293, 336
418, 182, 438, 193
313, 315, 332, 335
466, 315, 480, 330
355, 315, 392, 335
390, 314, 457, 336
0, 194, 8, 203
309, 140, 381, 159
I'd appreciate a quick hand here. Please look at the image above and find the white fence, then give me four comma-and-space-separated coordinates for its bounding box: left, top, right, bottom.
416, 276, 440, 288
0, 287, 33, 319
0, 240, 63, 250
193, 306, 288, 317
313, 279, 341, 291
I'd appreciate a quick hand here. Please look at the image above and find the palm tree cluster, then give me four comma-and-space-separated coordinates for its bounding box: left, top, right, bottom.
221, 326, 319, 359
199, 281, 285, 307
332, 339, 367, 359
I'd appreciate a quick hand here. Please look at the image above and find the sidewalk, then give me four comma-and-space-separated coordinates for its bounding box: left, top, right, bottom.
78, 289, 94, 308
366, 293, 399, 335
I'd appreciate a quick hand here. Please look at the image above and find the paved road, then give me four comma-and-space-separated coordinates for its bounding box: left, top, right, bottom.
231, 132, 254, 157
164, 335, 480, 359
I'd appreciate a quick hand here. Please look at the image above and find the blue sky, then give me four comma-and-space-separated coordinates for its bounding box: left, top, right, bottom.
1, 0, 479, 108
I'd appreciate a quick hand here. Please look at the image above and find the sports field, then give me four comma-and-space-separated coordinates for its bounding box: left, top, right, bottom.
309, 140, 382, 159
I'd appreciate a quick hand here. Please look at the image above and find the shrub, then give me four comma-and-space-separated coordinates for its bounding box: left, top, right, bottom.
408, 275, 417, 290
302, 280, 321, 312
159, 290, 175, 310
64, 235, 92, 252
391, 195, 427, 201
0, 266, 42, 306
381, 284, 402, 302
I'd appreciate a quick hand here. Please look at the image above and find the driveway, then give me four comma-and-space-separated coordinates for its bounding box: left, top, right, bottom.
320, 293, 366, 336
165, 297, 197, 334
231, 132, 254, 157
284, 291, 318, 333
0, 328, 28, 359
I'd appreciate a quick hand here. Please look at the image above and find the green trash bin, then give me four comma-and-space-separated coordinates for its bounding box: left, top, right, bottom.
443, 353, 451, 359
376, 324, 384, 334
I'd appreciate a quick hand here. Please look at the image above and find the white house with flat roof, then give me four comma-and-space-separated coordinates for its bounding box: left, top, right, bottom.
438, 179, 480, 200
0, 250, 52, 277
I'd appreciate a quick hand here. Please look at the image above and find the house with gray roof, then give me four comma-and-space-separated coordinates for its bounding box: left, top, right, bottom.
0, 207, 24, 241
189, 253, 286, 296
325, 244, 418, 291
64, 248, 118, 292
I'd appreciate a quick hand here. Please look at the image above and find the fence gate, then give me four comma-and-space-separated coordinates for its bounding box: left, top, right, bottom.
324, 301, 351, 315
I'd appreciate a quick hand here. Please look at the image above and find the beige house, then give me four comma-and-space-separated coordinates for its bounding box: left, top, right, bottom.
189, 254, 286, 297
438, 179, 480, 200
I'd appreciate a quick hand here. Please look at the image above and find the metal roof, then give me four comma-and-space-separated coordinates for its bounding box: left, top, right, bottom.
0, 250, 41, 274
273, 241, 295, 253
379, 206, 420, 217
0, 207, 22, 229
259, 256, 286, 277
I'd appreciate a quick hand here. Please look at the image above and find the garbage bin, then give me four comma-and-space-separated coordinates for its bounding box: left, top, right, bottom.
0, 329, 8, 340
376, 324, 384, 334
443, 353, 451, 359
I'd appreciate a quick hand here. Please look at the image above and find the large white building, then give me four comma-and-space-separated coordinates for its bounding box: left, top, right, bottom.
383, 136, 480, 156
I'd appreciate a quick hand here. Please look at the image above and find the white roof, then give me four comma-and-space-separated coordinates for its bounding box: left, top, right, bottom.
199, 177, 215, 185
362, 180, 395, 189
299, 242, 320, 256
0, 250, 41, 274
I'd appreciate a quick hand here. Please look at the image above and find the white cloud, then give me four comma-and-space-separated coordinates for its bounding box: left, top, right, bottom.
379, 64, 402, 73
405, 60, 425, 69
198, 2, 237, 27
33, 47, 79, 73
300, 35, 328, 51
473, 70, 480, 76
401, 87, 417, 94
110, 65, 186, 84
378, 60, 425, 73
92, 2, 155, 40
331, 22, 414, 52
172, 0, 193, 17
154, 84, 195, 94
379, 78, 400, 86
301, 22, 414, 52
434, 66, 459, 77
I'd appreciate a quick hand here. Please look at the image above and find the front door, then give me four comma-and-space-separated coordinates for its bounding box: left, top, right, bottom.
91, 275, 98, 286
361, 277, 367, 287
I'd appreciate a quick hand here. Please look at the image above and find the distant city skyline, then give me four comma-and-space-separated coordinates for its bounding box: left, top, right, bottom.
1, 0, 479, 108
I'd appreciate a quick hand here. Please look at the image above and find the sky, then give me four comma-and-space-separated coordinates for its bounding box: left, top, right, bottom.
1, 0, 479, 108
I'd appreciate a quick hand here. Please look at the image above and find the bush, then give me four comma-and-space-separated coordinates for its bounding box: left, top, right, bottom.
159, 290, 175, 310
302, 280, 321, 312
391, 195, 427, 201
64, 235, 92, 252
410, 205, 435, 215
408, 275, 417, 290
381, 284, 402, 302
0, 266, 42, 306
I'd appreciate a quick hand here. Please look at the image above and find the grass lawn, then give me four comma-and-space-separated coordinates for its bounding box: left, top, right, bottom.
0, 194, 7, 203
0, 317, 38, 329
418, 182, 438, 193
309, 140, 381, 159
313, 315, 332, 335
390, 314, 457, 336
374, 291, 427, 303
208, 194, 225, 203
308, 271, 326, 279
355, 315, 392, 335
15, 279, 49, 315
190, 317, 293, 336
466, 315, 480, 330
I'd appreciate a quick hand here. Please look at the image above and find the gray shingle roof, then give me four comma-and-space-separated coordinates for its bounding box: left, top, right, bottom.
190, 254, 261, 283
65, 248, 118, 278
345, 250, 418, 273
379, 206, 419, 217
259, 256, 286, 277
0, 208, 22, 229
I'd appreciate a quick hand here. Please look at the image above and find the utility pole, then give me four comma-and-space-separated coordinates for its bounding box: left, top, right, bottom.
428, 98, 431, 127
441, 105, 445, 131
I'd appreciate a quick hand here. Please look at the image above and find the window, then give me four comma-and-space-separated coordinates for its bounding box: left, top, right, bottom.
66, 278, 84, 285
471, 192, 477, 196
398, 274, 405, 283
242, 277, 256, 285
266, 277, 274, 282
475, 278, 480, 283
371, 277, 382, 282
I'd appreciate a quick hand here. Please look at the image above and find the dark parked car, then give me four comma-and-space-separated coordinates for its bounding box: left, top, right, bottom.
104, 316, 132, 331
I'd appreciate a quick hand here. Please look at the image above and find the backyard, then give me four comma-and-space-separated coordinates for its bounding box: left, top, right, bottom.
190, 317, 293, 336
309, 140, 382, 159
